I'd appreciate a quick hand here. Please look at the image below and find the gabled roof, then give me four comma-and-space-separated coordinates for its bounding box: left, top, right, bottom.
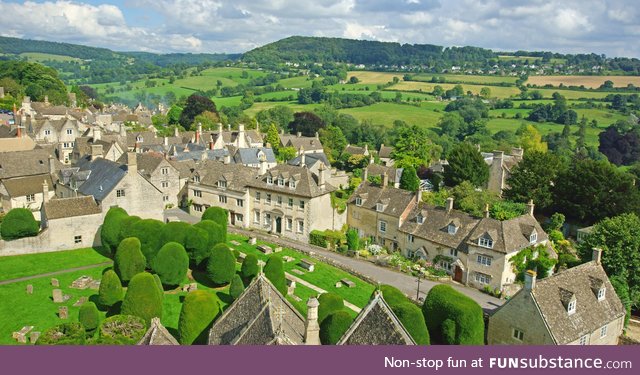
194, 160, 258, 192
73, 156, 127, 201
116, 152, 168, 179
338, 291, 415, 345
1, 174, 53, 197
43, 196, 102, 219
466, 215, 549, 254
248, 164, 335, 198
208, 274, 306, 345
137, 317, 179, 345
287, 152, 331, 169
343, 144, 368, 155
233, 147, 276, 165
279, 133, 323, 151
348, 182, 416, 218
0, 148, 57, 179
168, 159, 196, 179
378, 144, 394, 159
366, 164, 402, 183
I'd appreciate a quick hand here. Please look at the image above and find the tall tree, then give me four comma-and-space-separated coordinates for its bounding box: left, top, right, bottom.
518, 124, 548, 153
391, 124, 438, 168
504, 151, 562, 213
319, 125, 347, 163
443, 143, 489, 187
179, 94, 217, 130
288, 112, 325, 137
399, 165, 420, 191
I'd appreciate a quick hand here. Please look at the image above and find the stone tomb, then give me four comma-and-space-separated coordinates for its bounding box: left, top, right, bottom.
13, 326, 34, 344
282, 256, 295, 263
51, 278, 59, 287
230, 240, 242, 246
30, 331, 40, 344
52, 289, 64, 303
249, 237, 257, 245
58, 306, 69, 319
26, 285, 33, 295
70, 275, 93, 289
299, 259, 315, 272
257, 245, 272, 255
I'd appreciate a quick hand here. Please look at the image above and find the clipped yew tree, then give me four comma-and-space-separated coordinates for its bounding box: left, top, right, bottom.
264, 256, 287, 295
392, 303, 430, 345
114, 237, 146, 283
79, 302, 100, 334
152, 274, 164, 298
0, 208, 39, 240
100, 207, 128, 253
160, 221, 191, 247
319, 311, 352, 345
127, 219, 165, 267
185, 225, 210, 268
240, 254, 259, 285
97, 315, 147, 345
37, 323, 86, 345
206, 243, 236, 286
201, 206, 228, 238
121, 272, 163, 325
229, 274, 245, 300
378, 285, 409, 307
117, 215, 141, 244
346, 228, 359, 251
194, 220, 225, 249
98, 269, 124, 308
422, 284, 484, 345
152, 242, 189, 287
178, 290, 221, 345
318, 293, 345, 324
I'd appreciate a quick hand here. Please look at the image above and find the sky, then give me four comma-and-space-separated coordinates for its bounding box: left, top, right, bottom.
0, 0, 639, 58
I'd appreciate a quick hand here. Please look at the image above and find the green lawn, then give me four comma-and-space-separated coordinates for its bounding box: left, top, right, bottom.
0, 248, 111, 281
339, 102, 443, 127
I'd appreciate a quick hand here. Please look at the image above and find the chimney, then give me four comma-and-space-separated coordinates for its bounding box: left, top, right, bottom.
218, 123, 223, 134
382, 172, 389, 188
227, 124, 231, 131
364, 144, 369, 154
363, 167, 368, 181
446, 197, 454, 212
127, 151, 137, 175
315, 131, 319, 138
299, 146, 306, 167
527, 200, 535, 217
416, 188, 422, 204
119, 123, 127, 137
224, 153, 231, 164
196, 123, 202, 143
48, 156, 56, 174
91, 144, 104, 160
93, 127, 102, 141
484, 203, 490, 218
297, 132, 301, 137
304, 297, 321, 345
524, 270, 537, 292
42, 180, 50, 203
174, 126, 179, 137
592, 248, 602, 265
259, 158, 268, 175
44, 95, 49, 106
238, 124, 245, 147
318, 163, 326, 190
164, 136, 169, 146
369, 154, 374, 164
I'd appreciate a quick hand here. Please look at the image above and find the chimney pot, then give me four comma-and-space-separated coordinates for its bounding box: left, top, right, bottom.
592, 248, 602, 265
446, 197, 454, 212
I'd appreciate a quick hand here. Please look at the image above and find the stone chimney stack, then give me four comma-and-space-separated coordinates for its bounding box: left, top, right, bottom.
49, 156, 56, 174
304, 297, 321, 345
592, 248, 602, 265
524, 270, 537, 292
44, 95, 49, 106
416, 188, 422, 204
363, 167, 368, 181
218, 123, 223, 134
127, 152, 137, 175
382, 172, 389, 188
318, 163, 326, 190
42, 180, 50, 203
164, 136, 169, 146
195, 123, 202, 144
227, 124, 231, 131
484, 203, 490, 218
174, 126, 179, 137
315, 131, 319, 139
299, 146, 306, 167
119, 123, 127, 137
224, 153, 231, 164
237, 124, 246, 148
364, 144, 369, 154
91, 144, 103, 160
446, 197, 454, 212
369, 154, 374, 164
259, 158, 268, 175
93, 127, 102, 141
297, 132, 301, 138
527, 200, 535, 217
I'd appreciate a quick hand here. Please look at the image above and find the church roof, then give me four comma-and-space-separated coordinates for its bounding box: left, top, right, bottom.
137, 317, 179, 345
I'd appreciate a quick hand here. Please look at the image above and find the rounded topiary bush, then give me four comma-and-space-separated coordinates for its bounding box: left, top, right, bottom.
100, 207, 129, 253
178, 290, 221, 345
240, 254, 259, 285
0, 208, 39, 240
37, 323, 86, 345
114, 237, 146, 283
152, 274, 164, 297
98, 269, 124, 308
97, 315, 147, 345
422, 284, 484, 345
152, 242, 189, 287
117, 215, 140, 244
121, 272, 163, 325
160, 221, 191, 247
79, 302, 100, 333
185, 225, 210, 268
127, 219, 165, 267
264, 256, 287, 295
319, 311, 352, 345
229, 274, 245, 300
392, 302, 430, 345
318, 293, 344, 324
201, 207, 228, 237
205, 243, 236, 286
194, 220, 225, 249
378, 284, 410, 307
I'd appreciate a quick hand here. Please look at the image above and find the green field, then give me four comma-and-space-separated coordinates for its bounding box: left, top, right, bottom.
339, 102, 443, 127
390, 81, 522, 98
410, 73, 519, 85
20, 52, 82, 63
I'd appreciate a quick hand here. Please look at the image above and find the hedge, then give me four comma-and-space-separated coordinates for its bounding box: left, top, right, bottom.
98, 269, 124, 308
152, 274, 164, 298
201, 207, 228, 239
37, 323, 85, 345
152, 242, 189, 287
117, 215, 141, 244
114, 237, 146, 283
240, 254, 259, 285
206, 243, 236, 286
229, 274, 245, 300
160, 221, 191, 247
121, 272, 163, 325
127, 219, 165, 267
264, 256, 287, 295
346, 228, 359, 251
309, 230, 345, 249
0, 208, 39, 240
422, 285, 484, 345
97, 315, 147, 345
392, 302, 430, 345
100, 207, 128, 253
194, 220, 225, 249
318, 293, 345, 324
185, 225, 210, 268
319, 311, 352, 345
178, 290, 221, 345
79, 302, 100, 333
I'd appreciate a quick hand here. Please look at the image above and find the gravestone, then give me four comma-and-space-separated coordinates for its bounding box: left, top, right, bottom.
282, 256, 295, 263
52, 289, 64, 303
26, 285, 33, 295
249, 237, 257, 245
257, 245, 272, 255
230, 240, 242, 246
58, 306, 68, 319
299, 259, 315, 272
30, 331, 40, 344
274, 247, 283, 253
73, 297, 88, 307
70, 275, 93, 289
51, 278, 59, 287
13, 326, 33, 344
340, 279, 356, 288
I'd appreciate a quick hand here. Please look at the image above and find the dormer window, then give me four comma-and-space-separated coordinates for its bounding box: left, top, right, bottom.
278, 177, 284, 187
478, 236, 494, 249
448, 221, 459, 234
597, 287, 606, 301
267, 176, 273, 185
355, 197, 362, 206
417, 214, 425, 224
66, 129, 73, 135
193, 175, 200, 183
136, 135, 143, 142
567, 299, 576, 315
44, 129, 51, 136
376, 203, 384, 212
289, 180, 296, 189
218, 180, 227, 188
530, 230, 537, 244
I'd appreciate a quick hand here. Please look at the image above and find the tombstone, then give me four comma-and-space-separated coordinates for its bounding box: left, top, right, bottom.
73, 297, 88, 307
249, 237, 257, 245
70, 275, 93, 289
30, 331, 40, 344
58, 306, 68, 319
14, 326, 33, 343
51, 278, 59, 287
52, 289, 64, 303
299, 259, 315, 272
230, 240, 242, 246
335, 281, 342, 288
257, 245, 272, 255
340, 278, 356, 288
26, 285, 33, 295
282, 256, 295, 263
274, 247, 283, 253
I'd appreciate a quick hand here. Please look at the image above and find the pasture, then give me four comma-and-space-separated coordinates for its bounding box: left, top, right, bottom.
526, 75, 640, 89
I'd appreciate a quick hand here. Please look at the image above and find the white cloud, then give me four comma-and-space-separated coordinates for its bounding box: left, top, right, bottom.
553, 8, 593, 34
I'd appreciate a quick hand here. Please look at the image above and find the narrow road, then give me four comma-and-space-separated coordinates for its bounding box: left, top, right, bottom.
165, 208, 503, 312
0, 261, 113, 286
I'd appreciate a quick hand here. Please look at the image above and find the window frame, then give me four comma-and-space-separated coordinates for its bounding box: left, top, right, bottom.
513, 328, 524, 341
379, 220, 387, 233
477, 254, 492, 266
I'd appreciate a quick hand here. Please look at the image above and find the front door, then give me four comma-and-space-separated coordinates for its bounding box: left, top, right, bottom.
275, 217, 282, 234
454, 266, 463, 282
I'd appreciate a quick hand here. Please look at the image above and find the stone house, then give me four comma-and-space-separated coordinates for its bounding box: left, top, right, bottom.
279, 132, 324, 154
487, 249, 626, 345
485, 148, 523, 194
72, 127, 126, 164
232, 147, 277, 169
347, 180, 418, 251
364, 162, 403, 189
288, 152, 349, 189
378, 144, 395, 166
343, 143, 369, 157
40, 196, 103, 249
203, 124, 263, 150
26, 118, 82, 163
117, 152, 181, 208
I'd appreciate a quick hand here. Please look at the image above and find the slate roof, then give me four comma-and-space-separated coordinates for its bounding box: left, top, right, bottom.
0, 148, 57, 179
208, 274, 306, 345
233, 147, 276, 165
338, 292, 415, 345
40, 105, 68, 116
194, 160, 258, 192
137, 317, 179, 345
287, 152, 331, 168
528, 261, 626, 344
348, 182, 416, 218
72, 156, 128, 201
43, 196, 102, 219
1, 174, 53, 197
168, 159, 196, 179
248, 164, 335, 198
116, 152, 166, 179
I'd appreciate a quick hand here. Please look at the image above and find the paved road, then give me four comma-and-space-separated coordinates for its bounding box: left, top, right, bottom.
0, 261, 113, 286
165, 208, 503, 312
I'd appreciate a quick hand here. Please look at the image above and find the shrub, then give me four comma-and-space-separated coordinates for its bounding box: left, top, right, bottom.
185, 225, 210, 268
205, 243, 236, 285
264, 256, 287, 295
422, 285, 484, 345
392, 303, 430, 345
37, 323, 85, 345
610, 275, 632, 327
309, 230, 328, 247
98, 269, 124, 308
117, 215, 140, 244
229, 274, 245, 300
318, 293, 344, 324
128, 219, 165, 267
79, 302, 100, 333
378, 285, 410, 307
160, 221, 191, 247
0, 208, 38, 240
121, 272, 163, 325
346, 228, 359, 250
152, 242, 189, 287
114, 237, 146, 283
97, 315, 146, 345
441, 318, 456, 344
194, 220, 225, 249
100, 207, 128, 253
548, 230, 565, 243
152, 274, 164, 296
240, 254, 259, 285
201, 207, 228, 238
178, 290, 221, 345
319, 311, 352, 345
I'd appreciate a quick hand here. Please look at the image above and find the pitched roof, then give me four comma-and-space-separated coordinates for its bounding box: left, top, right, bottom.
378, 144, 394, 159
194, 160, 258, 192
338, 292, 415, 345
168, 159, 196, 179
348, 182, 416, 218
366, 164, 402, 183
43, 196, 102, 219
233, 147, 276, 165
248, 164, 335, 198
287, 152, 331, 168
1, 174, 53, 197
137, 317, 179, 345
116, 152, 167, 178
343, 144, 368, 155
0, 148, 56, 179
279, 133, 323, 151
529, 261, 626, 344
73, 157, 128, 201
466, 215, 549, 254
208, 274, 306, 345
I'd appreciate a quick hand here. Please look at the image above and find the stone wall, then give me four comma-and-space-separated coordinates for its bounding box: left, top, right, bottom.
487, 291, 554, 345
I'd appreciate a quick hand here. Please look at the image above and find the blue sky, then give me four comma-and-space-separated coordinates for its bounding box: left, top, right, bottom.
1, 0, 639, 57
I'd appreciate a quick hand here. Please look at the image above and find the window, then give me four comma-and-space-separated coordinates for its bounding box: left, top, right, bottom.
376, 203, 383, 212
161, 167, 169, 175
255, 192, 261, 202
355, 197, 362, 206
450, 249, 458, 257
193, 190, 202, 198
379, 220, 387, 233
236, 199, 243, 207
66, 129, 73, 135
407, 250, 415, 258
219, 195, 227, 204
448, 224, 458, 234
26, 194, 35, 202
297, 220, 304, 233
530, 231, 537, 244
235, 214, 243, 223
600, 325, 607, 338
289, 180, 297, 189
597, 287, 606, 301
286, 218, 293, 231
161, 181, 169, 188
278, 178, 284, 187
477, 255, 492, 266
116, 189, 126, 197
163, 195, 169, 202
439, 261, 452, 272
475, 272, 491, 285
513, 329, 524, 341
267, 176, 273, 185
579, 335, 588, 345
218, 180, 227, 188
264, 213, 271, 226
44, 129, 51, 136
288, 198, 293, 208
254, 211, 260, 223
299, 200, 305, 210
416, 214, 424, 224
568, 300, 576, 315
74, 235, 82, 244
193, 204, 203, 213
266, 194, 271, 204
193, 175, 201, 183
407, 234, 414, 243
276, 195, 282, 206
478, 237, 494, 248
